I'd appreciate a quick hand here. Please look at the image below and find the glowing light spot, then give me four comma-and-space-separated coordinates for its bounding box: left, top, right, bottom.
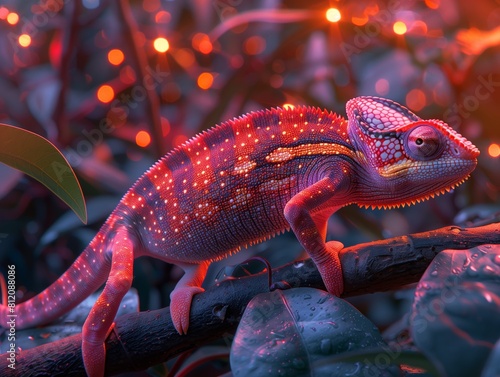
155, 10, 171, 24
406, 89, 426, 111
161, 117, 171, 137
283, 103, 295, 110
326, 8, 341, 23
0, 7, 9, 20
108, 49, 124, 65
135, 131, 151, 148
174, 48, 195, 69
425, 0, 440, 9
153, 37, 169, 53
97, 85, 114, 103
18, 34, 31, 47
120, 65, 136, 84
6, 12, 19, 25
393, 21, 407, 35
192, 33, 212, 54
375, 78, 389, 96
244, 36, 266, 55
197, 72, 214, 90
488, 143, 500, 158
351, 15, 368, 26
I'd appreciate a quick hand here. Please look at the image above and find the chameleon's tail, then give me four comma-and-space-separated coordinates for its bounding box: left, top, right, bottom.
0, 222, 115, 330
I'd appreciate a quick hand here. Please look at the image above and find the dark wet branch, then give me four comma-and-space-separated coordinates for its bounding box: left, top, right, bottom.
3, 222, 499, 376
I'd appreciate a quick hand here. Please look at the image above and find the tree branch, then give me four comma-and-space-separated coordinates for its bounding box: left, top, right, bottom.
3, 222, 499, 376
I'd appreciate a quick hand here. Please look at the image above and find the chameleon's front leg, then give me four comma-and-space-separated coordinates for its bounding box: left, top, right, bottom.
82, 226, 134, 377
284, 175, 348, 296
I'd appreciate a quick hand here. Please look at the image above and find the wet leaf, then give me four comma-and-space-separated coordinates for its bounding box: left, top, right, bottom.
230, 287, 400, 377
411, 245, 500, 377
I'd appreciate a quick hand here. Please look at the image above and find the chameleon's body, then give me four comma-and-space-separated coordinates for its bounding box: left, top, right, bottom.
1, 97, 479, 376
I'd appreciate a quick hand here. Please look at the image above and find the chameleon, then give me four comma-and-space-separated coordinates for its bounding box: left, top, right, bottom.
1, 96, 479, 376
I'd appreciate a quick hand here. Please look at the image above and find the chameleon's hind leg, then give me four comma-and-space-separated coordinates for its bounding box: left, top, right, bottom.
82, 226, 134, 377
169, 261, 209, 335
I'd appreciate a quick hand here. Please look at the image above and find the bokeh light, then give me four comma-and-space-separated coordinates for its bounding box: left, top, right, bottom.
197, 72, 214, 90
406, 89, 426, 111
6, 12, 19, 25
192, 33, 213, 54
153, 37, 169, 53
393, 21, 407, 35
375, 78, 390, 96
97, 85, 114, 103
136, 130, 151, 147
283, 103, 295, 110
0, 7, 8, 19
18, 34, 31, 48
108, 49, 124, 65
155, 10, 171, 24
325, 8, 341, 23
488, 143, 500, 158
244, 36, 266, 55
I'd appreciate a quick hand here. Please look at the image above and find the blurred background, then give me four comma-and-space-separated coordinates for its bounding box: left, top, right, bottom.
0, 0, 499, 371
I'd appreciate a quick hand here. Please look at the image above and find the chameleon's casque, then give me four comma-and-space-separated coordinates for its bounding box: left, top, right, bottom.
0, 97, 479, 376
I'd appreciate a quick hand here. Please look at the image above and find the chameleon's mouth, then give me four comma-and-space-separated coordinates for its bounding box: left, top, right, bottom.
360, 157, 477, 210
358, 175, 472, 210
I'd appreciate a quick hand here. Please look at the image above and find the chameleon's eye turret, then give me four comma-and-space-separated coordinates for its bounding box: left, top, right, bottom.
405, 125, 444, 160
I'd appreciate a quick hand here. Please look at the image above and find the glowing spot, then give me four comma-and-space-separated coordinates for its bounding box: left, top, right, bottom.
244, 36, 266, 55
406, 89, 426, 111
283, 103, 295, 110
108, 49, 124, 65
153, 37, 169, 53
488, 143, 500, 158
375, 78, 389, 96
197, 72, 214, 90
174, 48, 195, 69
18, 34, 31, 47
0, 7, 8, 20
425, 0, 440, 9
393, 21, 407, 35
97, 85, 114, 103
351, 15, 368, 26
136, 131, 151, 148
234, 160, 256, 174
192, 33, 212, 54
326, 8, 341, 23
155, 10, 171, 24
6, 12, 19, 25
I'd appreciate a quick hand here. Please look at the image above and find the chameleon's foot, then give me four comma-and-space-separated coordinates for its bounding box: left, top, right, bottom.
82, 339, 106, 377
170, 286, 204, 334
315, 240, 344, 296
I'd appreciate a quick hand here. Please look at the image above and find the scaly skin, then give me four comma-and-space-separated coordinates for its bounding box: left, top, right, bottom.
0, 97, 479, 376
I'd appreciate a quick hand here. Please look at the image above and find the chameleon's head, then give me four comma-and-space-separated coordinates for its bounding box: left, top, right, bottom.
346, 96, 480, 208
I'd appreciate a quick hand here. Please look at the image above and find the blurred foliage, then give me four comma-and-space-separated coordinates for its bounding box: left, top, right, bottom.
0, 0, 499, 375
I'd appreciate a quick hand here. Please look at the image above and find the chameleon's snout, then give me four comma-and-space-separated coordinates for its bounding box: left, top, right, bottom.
452, 140, 480, 161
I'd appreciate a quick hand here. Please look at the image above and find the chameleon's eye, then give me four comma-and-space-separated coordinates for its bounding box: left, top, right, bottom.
406, 125, 443, 160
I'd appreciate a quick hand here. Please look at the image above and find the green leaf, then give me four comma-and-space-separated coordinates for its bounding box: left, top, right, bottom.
0, 123, 87, 223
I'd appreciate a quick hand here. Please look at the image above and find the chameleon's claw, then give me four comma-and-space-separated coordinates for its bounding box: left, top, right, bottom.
170, 286, 204, 334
